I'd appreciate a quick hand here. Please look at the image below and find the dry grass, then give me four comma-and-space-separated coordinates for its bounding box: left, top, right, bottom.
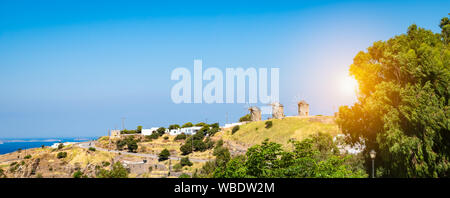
215, 116, 340, 148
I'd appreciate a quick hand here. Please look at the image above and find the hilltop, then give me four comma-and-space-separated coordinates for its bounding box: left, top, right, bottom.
213, 116, 340, 152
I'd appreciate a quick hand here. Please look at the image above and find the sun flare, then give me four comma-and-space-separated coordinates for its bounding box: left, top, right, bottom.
341, 75, 358, 97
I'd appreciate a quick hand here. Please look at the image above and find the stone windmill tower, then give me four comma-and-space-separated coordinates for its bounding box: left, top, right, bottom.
248, 106, 261, 121
297, 100, 309, 117
271, 102, 285, 119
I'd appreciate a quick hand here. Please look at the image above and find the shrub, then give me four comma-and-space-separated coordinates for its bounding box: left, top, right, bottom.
178, 173, 191, 178
121, 129, 137, 134
173, 163, 182, 172
180, 142, 193, 155
126, 140, 138, 153
145, 132, 160, 141
174, 133, 187, 140
204, 137, 215, 149
207, 127, 220, 136
156, 127, 166, 136
88, 147, 96, 152
193, 140, 207, 152
24, 155, 32, 159
102, 161, 110, 167
195, 122, 208, 127
96, 162, 128, 178
181, 122, 193, 128
158, 149, 170, 161
163, 136, 169, 140
73, 170, 83, 178
115, 140, 125, 150
231, 125, 240, 134
180, 157, 193, 167
57, 152, 67, 159
0, 168, 6, 178
168, 124, 180, 130
58, 143, 64, 150
265, 121, 273, 129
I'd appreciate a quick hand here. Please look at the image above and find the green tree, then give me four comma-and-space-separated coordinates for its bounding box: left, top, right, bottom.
57, 152, 67, 159
174, 133, 187, 140
212, 133, 366, 178
180, 157, 193, 167
193, 140, 207, 152
137, 125, 143, 133
159, 149, 170, 161
195, 122, 208, 127
127, 141, 138, 153
182, 122, 194, 128
239, 114, 251, 122
180, 139, 193, 155
156, 127, 166, 136
337, 17, 450, 177
168, 124, 180, 130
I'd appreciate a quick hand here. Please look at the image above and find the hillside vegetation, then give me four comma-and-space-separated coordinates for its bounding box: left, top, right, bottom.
215, 116, 340, 148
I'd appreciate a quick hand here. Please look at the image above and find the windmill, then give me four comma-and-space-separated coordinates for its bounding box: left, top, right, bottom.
290, 93, 305, 116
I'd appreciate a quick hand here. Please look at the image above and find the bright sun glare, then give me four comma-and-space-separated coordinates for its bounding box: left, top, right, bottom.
341, 75, 358, 97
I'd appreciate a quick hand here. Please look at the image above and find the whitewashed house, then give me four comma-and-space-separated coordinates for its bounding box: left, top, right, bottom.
222, 122, 245, 129
170, 126, 202, 136
141, 127, 160, 136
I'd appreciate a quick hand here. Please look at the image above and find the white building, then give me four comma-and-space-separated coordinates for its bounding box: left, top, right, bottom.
169, 126, 202, 136
141, 127, 160, 136
50, 142, 76, 148
222, 122, 245, 129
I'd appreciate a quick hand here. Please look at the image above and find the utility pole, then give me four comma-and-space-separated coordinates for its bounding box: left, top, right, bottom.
121, 117, 126, 130
226, 112, 228, 124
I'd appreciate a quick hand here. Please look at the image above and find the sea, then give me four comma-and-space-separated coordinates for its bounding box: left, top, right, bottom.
0, 137, 97, 155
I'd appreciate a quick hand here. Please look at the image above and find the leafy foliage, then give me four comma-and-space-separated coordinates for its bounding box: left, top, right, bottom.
209, 133, 367, 178
337, 17, 450, 177
159, 149, 170, 161
174, 133, 187, 140
178, 173, 191, 178
168, 124, 180, 130
232, 125, 240, 134
57, 152, 67, 159
73, 170, 83, 178
182, 122, 194, 128
239, 114, 251, 122
265, 121, 273, 129
180, 157, 193, 167
97, 162, 128, 178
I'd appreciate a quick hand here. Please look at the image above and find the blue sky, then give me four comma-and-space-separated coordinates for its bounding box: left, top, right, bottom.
0, 0, 448, 138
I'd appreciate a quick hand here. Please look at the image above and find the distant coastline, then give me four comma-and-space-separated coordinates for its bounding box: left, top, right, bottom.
0, 137, 97, 155
1, 139, 61, 143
